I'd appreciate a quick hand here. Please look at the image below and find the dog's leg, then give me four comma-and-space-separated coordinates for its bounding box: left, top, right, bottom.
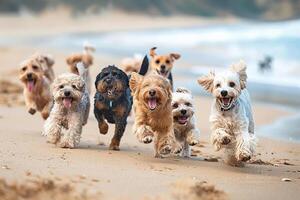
109, 120, 126, 151
59, 113, 82, 148
94, 107, 108, 134
24, 92, 37, 115
82, 96, 90, 126
186, 128, 200, 146
235, 120, 256, 162
44, 112, 61, 143
134, 124, 154, 144
211, 128, 232, 151
41, 101, 52, 120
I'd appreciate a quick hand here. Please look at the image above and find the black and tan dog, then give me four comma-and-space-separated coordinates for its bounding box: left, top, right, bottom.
94, 65, 132, 150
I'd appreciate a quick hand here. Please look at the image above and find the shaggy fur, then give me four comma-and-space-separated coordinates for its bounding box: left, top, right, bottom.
66, 43, 95, 93
172, 87, 200, 157
43, 65, 90, 148
130, 72, 182, 158
198, 61, 256, 166
31, 53, 55, 82
19, 57, 53, 120
94, 65, 132, 150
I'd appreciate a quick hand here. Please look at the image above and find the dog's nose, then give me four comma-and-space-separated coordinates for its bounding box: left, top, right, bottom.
64, 91, 71, 97
181, 109, 187, 115
27, 73, 32, 79
149, 90, 156, 97
160, 65, 166, 71
221, 90, 228, 97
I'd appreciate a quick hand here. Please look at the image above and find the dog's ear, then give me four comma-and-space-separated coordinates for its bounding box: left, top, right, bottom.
230, 60, 247, 89
170, 53, 181, 61
197, 71, 215, 93
43, 54, 55, 67
149, 47, 157, 58
129, 72, 143, 93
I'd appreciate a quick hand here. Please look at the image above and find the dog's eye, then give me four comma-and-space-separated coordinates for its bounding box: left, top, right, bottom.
72, 85, 77, 89
32, 65, 39, 70
172, 103, 178, 108
22, 67, 27, 71
166, 60, 170, 64
59, 85, 64, 89
185, 102, 192, 107
102, 72, 109, 77
155, 59, 160, 64
216, 83, 221, 88
229, 82, 235, 87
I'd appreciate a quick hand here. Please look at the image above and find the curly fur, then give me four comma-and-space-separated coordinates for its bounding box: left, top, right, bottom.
94, 65, 132, 150
130, 72, 182, 158
19, 57, 53, 120
43, 70, 90, 148
172, 87, 200, 157
198, 60, 256, 166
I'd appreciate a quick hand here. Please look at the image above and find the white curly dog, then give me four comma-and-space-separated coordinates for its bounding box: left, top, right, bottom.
43, 63, 90, 148
198, 61, 256, 166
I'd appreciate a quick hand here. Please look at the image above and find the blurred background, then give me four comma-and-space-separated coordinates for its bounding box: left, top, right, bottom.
0, 0, 300, 141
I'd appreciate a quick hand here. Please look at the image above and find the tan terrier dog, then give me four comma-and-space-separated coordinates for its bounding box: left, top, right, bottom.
130, 72, 182, 158
31, 53, 55, 82
149, 47, 180, 89
19, 57, 53, 120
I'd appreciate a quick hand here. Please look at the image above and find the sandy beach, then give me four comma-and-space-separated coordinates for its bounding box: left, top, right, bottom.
0, 12, 300, 200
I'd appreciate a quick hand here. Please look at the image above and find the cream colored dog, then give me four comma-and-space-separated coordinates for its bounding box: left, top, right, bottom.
198, 61, 256, 166
172, 87, 200, 157
43, 64, 90, 148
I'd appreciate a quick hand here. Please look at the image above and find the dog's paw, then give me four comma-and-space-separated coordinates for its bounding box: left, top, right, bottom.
236, 150, 251, 162
99, 122, 108, 135
28, 108, 36, 115
142, 135, 153, 144
212, 130, 232, 151
172, 143, 183, 155
58, 140, 75, 149
47, 135, 59, 144
109, 143, 120, 151
188, 139, 199, 146
159, 144, 172, 156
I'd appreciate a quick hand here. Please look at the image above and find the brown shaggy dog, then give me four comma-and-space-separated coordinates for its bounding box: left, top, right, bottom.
19, 58, 53, 120
129, 72, 182, 158
66, 44, 95, 93
31, 53, 55, 82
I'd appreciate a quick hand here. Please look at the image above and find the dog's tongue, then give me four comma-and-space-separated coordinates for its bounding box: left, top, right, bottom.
178, 116, 188, 124
27, 81, 34, 92
222, 98, 230, 106
148, 98, 157, 110
63, 98, 72, 108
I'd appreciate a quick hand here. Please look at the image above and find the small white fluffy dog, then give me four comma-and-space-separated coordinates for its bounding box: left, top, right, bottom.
43, 63, 90, 148
198, 61, 256, 166
172, 88, 200, 157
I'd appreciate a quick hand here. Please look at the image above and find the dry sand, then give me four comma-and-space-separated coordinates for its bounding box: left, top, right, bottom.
0, 12, 300, 200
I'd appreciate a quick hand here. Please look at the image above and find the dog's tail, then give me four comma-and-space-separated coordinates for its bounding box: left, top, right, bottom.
83, 41, 96, 55
138, 55, 149, 76
76, 62, 88, 83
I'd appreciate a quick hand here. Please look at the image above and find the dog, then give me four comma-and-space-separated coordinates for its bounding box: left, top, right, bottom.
197, 61, 256, 166
172, 87, 200, 157
43, 63, 90, 148
66, 42, 95, 93
31, 53, 55, 82
19, 57, 53, 120
121, 53, 143, 75
138, 47, 180, 90
94, 65, 132, 150
130, 72, 182, 158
